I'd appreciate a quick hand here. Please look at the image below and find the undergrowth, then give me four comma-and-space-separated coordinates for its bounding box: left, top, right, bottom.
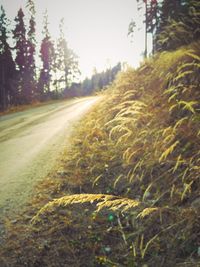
0, 41, 200, 267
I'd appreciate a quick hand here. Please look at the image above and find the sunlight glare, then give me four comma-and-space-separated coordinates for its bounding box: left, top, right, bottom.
1, 0, 145, 78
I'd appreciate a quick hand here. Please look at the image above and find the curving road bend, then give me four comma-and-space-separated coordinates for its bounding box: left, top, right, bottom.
0, 97, 100, 218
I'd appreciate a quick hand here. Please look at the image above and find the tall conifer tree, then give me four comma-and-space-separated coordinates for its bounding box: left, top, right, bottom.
26, 0, 36, 100
13, 8, 31, 104
38, 10, 54, 99
155, 0, 200, 51
0, 5, 15, 110
57, 18, 80, 90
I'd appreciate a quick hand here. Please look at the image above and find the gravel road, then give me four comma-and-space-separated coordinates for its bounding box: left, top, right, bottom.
0, 97, 99, 218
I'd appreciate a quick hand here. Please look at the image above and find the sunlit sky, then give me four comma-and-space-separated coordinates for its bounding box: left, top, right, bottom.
1, 0, 147, 79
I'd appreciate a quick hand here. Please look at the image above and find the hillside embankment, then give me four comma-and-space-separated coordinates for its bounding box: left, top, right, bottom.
0, 42, 200, 267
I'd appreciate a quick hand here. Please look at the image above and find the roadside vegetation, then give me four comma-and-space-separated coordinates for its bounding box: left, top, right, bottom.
1, 0, 200, 266
1, 40, 200, 266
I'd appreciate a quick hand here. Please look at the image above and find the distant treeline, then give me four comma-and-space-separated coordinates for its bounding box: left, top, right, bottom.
61, 62, 121, 98
0, 1, 121, 111
80, 63, 121, 96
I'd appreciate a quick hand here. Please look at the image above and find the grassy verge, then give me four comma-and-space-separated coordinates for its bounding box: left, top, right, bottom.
0, 42, 200, 267
0, 98, 75, 116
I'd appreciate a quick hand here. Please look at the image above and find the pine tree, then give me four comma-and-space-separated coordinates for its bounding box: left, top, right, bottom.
155, 0, 183, 51
155, 0, 200, 51
38, 10, 54, 99
57, 18, 80, 90
26, 0, 36, 100
0, 5, 16, 110
13, 8, 31, 104
51, 40, 60, 97
184, 0, 200, 41
81, 77, 92, 96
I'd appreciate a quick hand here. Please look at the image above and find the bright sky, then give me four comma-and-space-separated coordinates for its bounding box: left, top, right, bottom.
1, 0, 146, 79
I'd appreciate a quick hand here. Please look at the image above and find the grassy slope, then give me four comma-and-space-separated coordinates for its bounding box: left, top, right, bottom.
1, 42, 200, 267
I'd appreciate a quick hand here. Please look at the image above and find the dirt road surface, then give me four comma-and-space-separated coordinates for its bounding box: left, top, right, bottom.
0, 97, 100, 218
